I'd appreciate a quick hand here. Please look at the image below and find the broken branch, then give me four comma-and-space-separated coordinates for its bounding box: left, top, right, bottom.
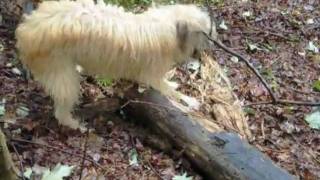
203, 32, 320, 107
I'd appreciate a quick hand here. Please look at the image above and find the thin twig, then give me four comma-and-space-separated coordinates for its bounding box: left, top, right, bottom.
146, 159, 164, 180
10, 137, 104, 169
79, 128, 90, 180
244, 100, 320, 107
243, 28, 298, 42
276, 99, 320, 106
203, 32, 277, 102
243, 101, 277, 106
277, 80, 320, 95
10, 142, 25, 180
0, 120, 16, 124
203, 32, 320, 107
265, 31, 295, 41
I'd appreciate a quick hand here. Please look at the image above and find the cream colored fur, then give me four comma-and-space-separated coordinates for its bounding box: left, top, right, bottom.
16, 0, 217, 129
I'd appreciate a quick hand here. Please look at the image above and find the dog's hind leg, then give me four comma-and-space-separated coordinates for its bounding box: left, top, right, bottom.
32, 57, 81, 129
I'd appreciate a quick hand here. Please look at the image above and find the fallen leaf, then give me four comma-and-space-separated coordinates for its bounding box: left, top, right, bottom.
298, 51, 306, 57
304, 5, 315, 11
5, 63, 12, 67
32, 164, 48, 175
138, 86, 147, 93
12, 67, 22, 75
230, 56, 239, 63
129, 148, 139, 166
16, 105, 29, 117
23, 168, 33, 179
242, 11, 252, 17
92, 153, 101, 162
12, 128, 21, 135
87, 132, 105, 151
0, 43, 3, 52
306, 18, 314, 24
41, 163, 75, 180
169, 0, 175, 5
161, 167, 175, 179
312, 80, 320, 92
173, 172, 193, 180
305, 110, 320, 129
0, 98, 6, 116
306, 41, 319, 53
244, 107, 256, 116
187, 60, 200, 72
219, 20, 228, 30
280, 121, 296, 134
247, 42, 262, 52
311, 54, 320, 64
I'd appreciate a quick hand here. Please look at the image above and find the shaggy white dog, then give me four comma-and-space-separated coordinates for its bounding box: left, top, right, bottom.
16, 0, 217, 129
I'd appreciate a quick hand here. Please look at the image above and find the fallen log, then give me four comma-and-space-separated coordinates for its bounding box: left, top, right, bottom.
121, 87, 296, 180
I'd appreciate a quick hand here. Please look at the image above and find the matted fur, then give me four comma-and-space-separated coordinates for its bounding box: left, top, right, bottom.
16, 0, 217, 128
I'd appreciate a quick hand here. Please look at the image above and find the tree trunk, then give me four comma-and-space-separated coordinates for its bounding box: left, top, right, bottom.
0, 129, 18, 180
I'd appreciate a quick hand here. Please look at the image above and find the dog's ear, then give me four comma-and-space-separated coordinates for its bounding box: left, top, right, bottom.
176, 21, 189, 52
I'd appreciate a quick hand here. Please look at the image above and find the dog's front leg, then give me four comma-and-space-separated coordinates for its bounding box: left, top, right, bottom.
33, 57, 81, 129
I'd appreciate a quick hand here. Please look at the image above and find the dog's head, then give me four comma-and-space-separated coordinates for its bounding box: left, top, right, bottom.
171, 5, 217, 60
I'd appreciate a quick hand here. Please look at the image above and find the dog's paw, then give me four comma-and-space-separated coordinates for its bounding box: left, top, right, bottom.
59, 118, 80, 129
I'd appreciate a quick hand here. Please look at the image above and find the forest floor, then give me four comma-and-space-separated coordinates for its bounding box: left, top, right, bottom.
0, 0, 319, 179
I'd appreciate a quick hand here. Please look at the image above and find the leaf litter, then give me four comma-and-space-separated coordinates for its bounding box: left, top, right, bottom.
0, 0, 319, 179
212, 0, 320, 179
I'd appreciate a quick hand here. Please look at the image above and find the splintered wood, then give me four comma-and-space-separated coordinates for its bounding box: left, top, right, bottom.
189, 52, 251, 139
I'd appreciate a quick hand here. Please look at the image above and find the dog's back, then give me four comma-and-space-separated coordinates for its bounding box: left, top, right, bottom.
16, 0, 181, 78
16, 1, 90, 72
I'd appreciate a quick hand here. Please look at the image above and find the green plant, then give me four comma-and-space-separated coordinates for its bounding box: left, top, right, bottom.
96, 77, 113, 87
104, 0, 152, 9
103, 0, 219, 9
